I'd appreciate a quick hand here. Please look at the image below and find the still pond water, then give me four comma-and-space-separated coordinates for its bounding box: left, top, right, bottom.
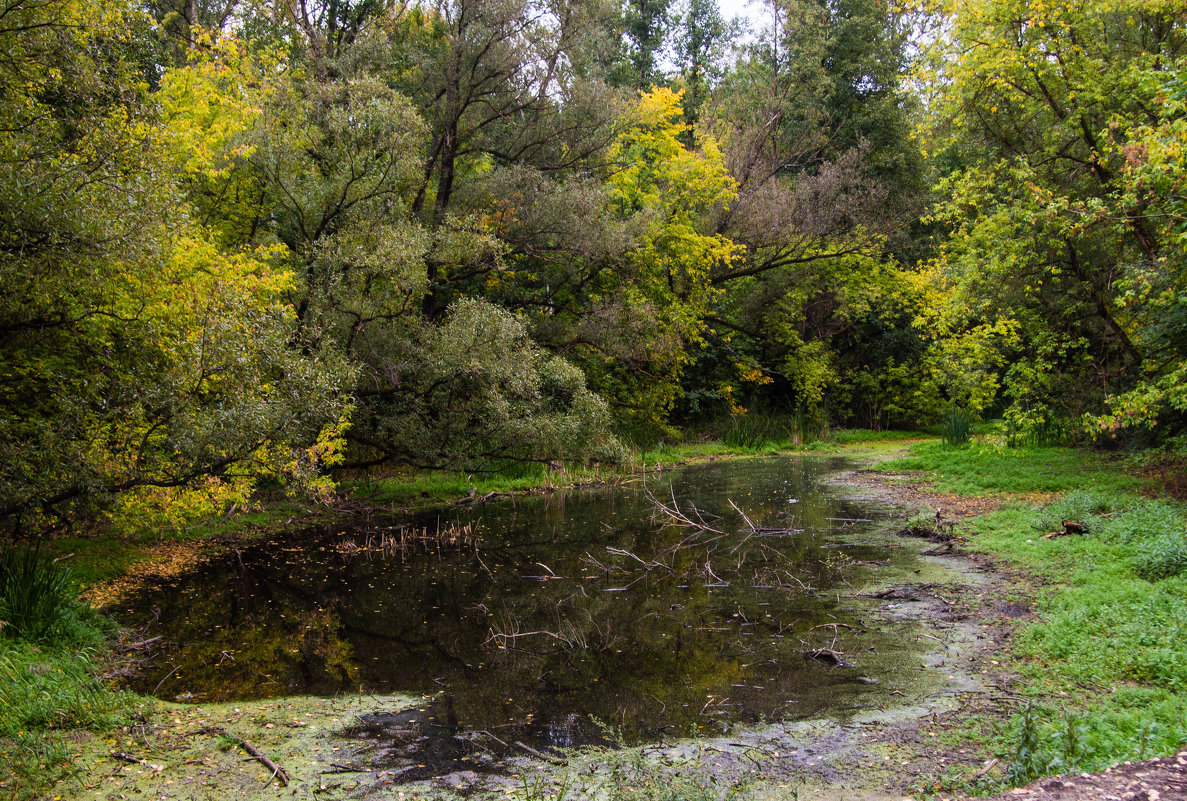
118, 456, 934, 770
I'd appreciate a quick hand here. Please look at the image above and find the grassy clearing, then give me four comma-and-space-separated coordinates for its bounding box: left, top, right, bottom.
892, 442, 1187, 795
878, 440, 1142, 496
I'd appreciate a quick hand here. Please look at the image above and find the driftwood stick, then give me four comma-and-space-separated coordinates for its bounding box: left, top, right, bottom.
515, 740, 566, 765
214, 727, 289, 787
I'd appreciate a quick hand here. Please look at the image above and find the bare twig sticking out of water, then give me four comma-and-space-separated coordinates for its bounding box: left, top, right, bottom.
485, 610, 600, 651
728, 499, 758, 532
581, 551, 628, 575
646, 485, 726, 535
485, 622, 580, 650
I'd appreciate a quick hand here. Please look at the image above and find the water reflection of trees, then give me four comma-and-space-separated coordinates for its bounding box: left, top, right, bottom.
122, 460, 909, 754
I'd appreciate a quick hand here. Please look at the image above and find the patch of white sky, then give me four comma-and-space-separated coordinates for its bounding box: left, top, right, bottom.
716, 0, 767, 37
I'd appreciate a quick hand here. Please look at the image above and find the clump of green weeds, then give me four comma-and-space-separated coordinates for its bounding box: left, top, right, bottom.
1099, 499, 1183, 543
1029, 489, 1121, 532
0, 543, 135, 800
0, 544, 76, 641
1028, 492, 1187, 581
996, 699, 1185, 790
1005, 704, 1095, 785
516, 772, 571, 801
941, 407, 974, 447
1134, 533, 1187, 580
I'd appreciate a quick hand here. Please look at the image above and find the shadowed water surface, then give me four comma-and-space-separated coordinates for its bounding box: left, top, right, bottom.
118, 456, 933, 778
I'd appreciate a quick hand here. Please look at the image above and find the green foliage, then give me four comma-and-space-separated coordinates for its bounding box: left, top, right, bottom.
0, 644, 131, 737
1029, 489, 1122, 533
0, 547, 74, 643
895, 446, 1187, 787
828, 429, 926, 443
720, 414, 793, 449
0, 4, 353, 533
1004, 403, 1072, 448
1005, 703, 1044, 786
354, 299, 624, 471
1134, 534, 1187, 582
517, 771, 571, 801
940, 407, 973, 447
997, 701, 1184, 789
0, 641, 136, 799
922, 0, 1187, 438
0, 550, 133, 799
1098, 500, 1185, 545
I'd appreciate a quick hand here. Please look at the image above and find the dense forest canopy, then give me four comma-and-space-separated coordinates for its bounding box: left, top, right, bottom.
1, 0, 1183, 533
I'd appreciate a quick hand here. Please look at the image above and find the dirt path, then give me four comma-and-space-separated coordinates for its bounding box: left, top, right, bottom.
971, 750, 1187, 800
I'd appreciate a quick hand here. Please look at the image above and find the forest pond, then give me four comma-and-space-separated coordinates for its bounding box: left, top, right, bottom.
117, 456, 941, 778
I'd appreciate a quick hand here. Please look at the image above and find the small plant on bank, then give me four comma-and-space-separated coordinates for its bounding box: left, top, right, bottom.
940, 407, 973, 447
0, 544, 75, 642
516, 771, 571, 801
1006, 703, 1045, 786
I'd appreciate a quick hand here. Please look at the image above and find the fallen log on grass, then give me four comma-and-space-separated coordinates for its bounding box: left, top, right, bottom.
1043, 520, 1088, 539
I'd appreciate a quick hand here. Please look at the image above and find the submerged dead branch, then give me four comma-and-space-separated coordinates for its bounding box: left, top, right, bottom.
605, 546, 672, 571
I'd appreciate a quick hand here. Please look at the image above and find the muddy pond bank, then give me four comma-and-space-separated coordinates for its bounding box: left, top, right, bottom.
87, 452, 1024, 800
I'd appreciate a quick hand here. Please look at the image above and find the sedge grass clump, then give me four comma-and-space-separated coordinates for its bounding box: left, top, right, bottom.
0, 545, 75, 642
940, 407, 974, 447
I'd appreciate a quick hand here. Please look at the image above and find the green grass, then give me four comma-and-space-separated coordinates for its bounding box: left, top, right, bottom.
349, 461, 621, 506
877, 441, 1143, 495
894, 441, 1187, 793
0, 555, 136, 800
828, 428, 929, 443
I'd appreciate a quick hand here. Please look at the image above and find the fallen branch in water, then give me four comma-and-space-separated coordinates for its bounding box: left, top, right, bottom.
515, 740, 566, 765
208, 727, 289, 787
728, 499, 758, 532
606, 546, 671, 571
803, 647, 854, 668
646, 485, 725, 535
